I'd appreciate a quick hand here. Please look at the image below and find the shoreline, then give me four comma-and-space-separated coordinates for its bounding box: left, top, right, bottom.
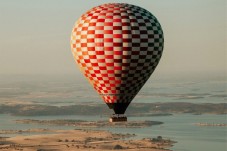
194, 123, 227, 127
15, 119, 163, 128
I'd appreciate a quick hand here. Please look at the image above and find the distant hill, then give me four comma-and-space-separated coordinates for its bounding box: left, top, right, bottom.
0, 102, 226, 116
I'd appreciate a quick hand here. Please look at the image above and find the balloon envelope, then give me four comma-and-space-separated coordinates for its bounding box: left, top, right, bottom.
71, 3, 164, 114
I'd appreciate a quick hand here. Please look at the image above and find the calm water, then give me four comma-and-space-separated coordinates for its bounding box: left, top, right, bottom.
0, 75, 226, 151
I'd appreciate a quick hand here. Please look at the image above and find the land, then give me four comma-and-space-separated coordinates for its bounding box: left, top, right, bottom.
194, 123, 227, 127
0, 102, 226, 116
15, 120, 163, 128
0, 129, 175, 151
0, 129, 53, 135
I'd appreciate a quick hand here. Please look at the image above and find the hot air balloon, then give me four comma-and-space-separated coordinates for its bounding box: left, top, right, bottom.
70, 3, 164, 122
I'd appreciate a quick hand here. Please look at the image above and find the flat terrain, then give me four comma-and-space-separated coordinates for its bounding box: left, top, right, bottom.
0, 101, 226, 116
0, 129, 174, 151
15, 119, 163, 128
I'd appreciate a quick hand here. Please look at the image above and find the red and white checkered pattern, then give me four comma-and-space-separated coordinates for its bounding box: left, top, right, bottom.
71, 3, 164, 104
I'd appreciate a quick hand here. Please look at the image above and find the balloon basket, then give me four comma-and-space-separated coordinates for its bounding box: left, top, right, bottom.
109, 114, 127, 122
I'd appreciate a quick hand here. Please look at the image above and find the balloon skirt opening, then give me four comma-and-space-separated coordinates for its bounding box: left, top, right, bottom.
106, 103, 129, 122
106, 103, 130, 114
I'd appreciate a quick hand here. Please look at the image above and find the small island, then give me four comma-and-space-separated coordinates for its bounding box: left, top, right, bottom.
16, 119, 163, 128
194, 123, 227, 127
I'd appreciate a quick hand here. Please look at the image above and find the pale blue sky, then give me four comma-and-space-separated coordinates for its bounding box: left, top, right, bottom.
0, 0, 226, 78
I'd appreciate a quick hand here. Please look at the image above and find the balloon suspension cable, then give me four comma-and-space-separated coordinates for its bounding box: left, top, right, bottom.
109, 114, 127, 122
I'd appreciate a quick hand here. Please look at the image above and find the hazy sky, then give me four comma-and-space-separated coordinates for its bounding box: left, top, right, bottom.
0, 0, 226, 78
